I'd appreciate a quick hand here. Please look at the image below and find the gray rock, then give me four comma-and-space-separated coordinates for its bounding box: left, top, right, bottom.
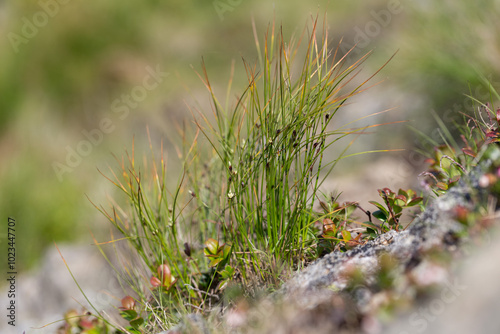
284, 162, 485, 297
158, 313, 210, 334
384, 226, 500, 334
0, 244, 120, 334
261, 161, 496, 333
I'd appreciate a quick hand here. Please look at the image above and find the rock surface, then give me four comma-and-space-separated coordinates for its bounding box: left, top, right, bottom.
384, 227, 500, 334
284, 163, 482, 296
0, 244, 119, 334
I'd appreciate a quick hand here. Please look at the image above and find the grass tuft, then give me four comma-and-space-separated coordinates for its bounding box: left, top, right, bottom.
85, 15, 400, 332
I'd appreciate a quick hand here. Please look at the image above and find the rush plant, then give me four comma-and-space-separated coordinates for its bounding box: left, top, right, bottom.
190, 18, 396, 283
91, 16, 398, 332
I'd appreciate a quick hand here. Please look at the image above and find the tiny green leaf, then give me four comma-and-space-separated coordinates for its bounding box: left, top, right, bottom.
407, 197, 423, 207
372, 210, 387, 222
369, 201, 388, 216
436, 182, 448, 190
120, 310, 138, 322
366, 227, 377, 236
341, 230, 352, 241
393, 205, 403, 215
210, 258, 222, 267
204, 238, 219, 256
130, 317, 144, 329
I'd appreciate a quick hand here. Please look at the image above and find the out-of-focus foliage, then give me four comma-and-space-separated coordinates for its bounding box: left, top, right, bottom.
374, 0, 500, 118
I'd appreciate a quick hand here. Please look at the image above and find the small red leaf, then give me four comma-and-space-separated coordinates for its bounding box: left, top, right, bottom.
454, 206, 469, 224
121, 296, 136, 310
425, 158, 436, 165
462, 148, 476, 158
486, 130, 500, 138
395, 194, 407, 203
382, 188, 393, 196
157, 264, 173, 286
150, 276, 161, 288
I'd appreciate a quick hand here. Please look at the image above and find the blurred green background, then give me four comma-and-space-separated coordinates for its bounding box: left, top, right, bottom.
1, 0, 499, 276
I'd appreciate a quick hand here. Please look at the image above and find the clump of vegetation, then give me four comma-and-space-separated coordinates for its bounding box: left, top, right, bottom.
317, 187, 422, 256
85, 17, 403, 332
57, 309, 111, 334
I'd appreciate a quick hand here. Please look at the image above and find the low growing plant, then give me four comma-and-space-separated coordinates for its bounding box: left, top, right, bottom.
369, 188, 423, 232
57, 309, 112, 334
